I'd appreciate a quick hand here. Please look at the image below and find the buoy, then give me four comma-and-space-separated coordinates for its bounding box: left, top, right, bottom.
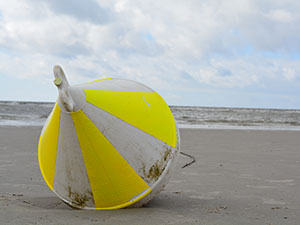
38, 65, 180, 209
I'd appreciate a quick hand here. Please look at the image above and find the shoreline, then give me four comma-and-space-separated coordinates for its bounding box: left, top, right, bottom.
2, 124, 300, 132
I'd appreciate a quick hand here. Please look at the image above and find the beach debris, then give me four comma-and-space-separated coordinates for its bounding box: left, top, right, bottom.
22, 200, 30, 204
38, 65, 180, 210
12, 194, 23, 197
207, 206, 228, 214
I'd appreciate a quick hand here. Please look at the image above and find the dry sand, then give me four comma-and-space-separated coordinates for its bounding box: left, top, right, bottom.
0, 126, 300, 225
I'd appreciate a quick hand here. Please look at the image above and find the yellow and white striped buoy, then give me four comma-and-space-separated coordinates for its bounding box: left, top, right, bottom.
38, 65, 180, 209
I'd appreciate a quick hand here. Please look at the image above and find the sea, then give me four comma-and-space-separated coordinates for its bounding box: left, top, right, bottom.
1, 101, 300, 130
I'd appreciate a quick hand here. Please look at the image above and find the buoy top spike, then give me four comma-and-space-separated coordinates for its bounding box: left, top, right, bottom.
53, 65, 70, 87
53, 65, 75, 112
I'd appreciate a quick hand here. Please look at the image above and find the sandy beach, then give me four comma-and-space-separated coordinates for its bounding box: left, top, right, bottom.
0, 126, 299, 225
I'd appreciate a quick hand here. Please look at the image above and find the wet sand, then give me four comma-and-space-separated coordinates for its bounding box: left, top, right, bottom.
0, 126, 300, 225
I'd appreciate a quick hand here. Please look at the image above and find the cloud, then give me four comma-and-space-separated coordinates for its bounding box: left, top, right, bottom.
36, 0, 112, 24
0, 0, 299, 107
265, 9, 294, 23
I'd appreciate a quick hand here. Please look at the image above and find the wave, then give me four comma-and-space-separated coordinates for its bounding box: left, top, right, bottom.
1, 101, 300, 129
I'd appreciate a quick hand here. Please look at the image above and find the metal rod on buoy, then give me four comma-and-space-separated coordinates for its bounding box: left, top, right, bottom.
53, 65, 75, 112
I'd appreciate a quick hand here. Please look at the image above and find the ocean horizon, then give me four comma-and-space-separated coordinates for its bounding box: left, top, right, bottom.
1, 100, 300, 130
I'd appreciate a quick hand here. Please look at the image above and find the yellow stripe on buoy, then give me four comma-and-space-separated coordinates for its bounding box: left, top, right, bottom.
72, 110, 151, 209
38, 103, 61, 190
84, 90, 177, 148
90, 78, 112, 83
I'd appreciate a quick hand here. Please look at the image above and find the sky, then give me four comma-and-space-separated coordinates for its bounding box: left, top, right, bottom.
0, 0, 299, 109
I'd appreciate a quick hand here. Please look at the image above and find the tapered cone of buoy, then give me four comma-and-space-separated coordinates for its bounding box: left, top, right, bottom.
38, 65, 180, 209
